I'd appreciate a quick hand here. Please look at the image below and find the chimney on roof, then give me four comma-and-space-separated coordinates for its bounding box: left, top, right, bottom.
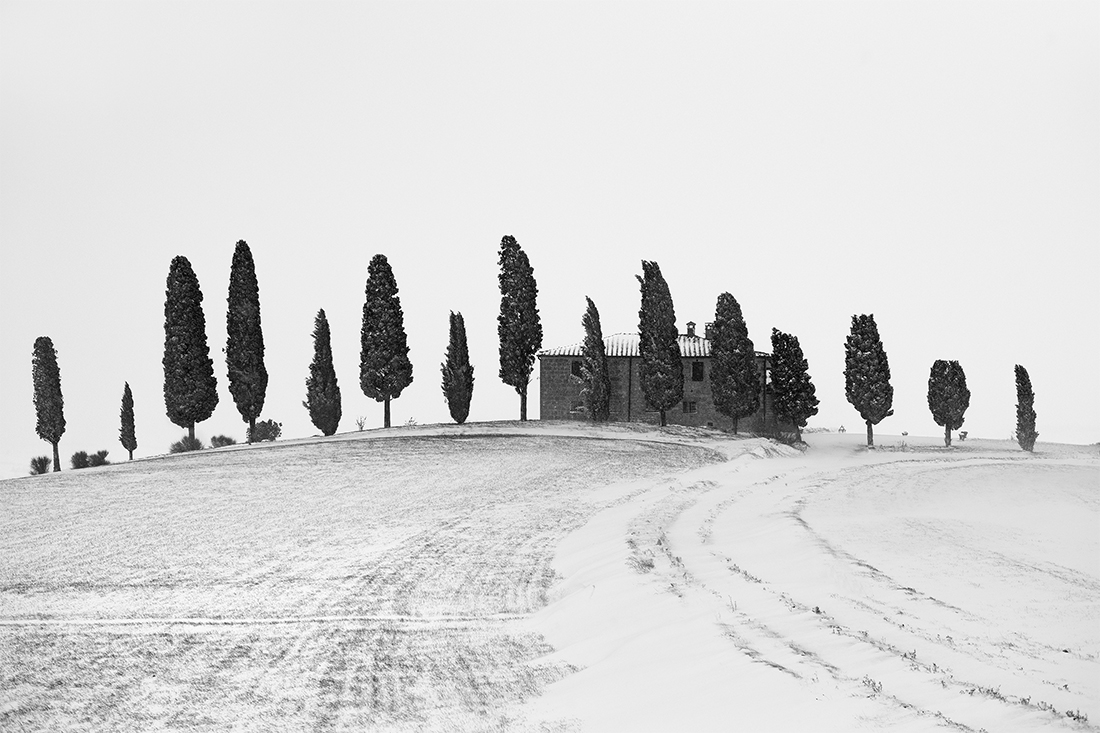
686, 321, 696, 337
704, 322, 714, 341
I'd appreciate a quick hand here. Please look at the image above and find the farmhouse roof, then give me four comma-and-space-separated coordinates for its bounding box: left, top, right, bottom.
539, 332, 769, 359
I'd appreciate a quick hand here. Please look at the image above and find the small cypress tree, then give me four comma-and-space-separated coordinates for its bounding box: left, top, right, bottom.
580, 297, 611, 422
927, 359, 970, 447
304, 308, 342, 436
637, 261, 683, 427
163, 255, 218, 441
441, 311, 475, 424
31, 336, 65, 472
1014, 364, 1038, 452
497, 235, 542, 421
709, 293, 759, 434
119, 382, 137, 460
360, 254, 413, 428
226, 240, 268, 442
844, 314, 894, 447
770, 328, 819, 442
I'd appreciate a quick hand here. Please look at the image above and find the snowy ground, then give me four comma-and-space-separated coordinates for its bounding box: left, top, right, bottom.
0, 423, 1096, 731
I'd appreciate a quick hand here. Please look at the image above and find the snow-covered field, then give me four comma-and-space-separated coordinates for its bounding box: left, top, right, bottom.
0, 423, 1096, 731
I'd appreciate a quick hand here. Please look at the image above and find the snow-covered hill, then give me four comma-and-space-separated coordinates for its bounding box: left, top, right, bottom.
0, 422, 1095, 731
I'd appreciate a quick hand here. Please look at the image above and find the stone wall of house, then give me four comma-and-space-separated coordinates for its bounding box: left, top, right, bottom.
538, 354, 783, 433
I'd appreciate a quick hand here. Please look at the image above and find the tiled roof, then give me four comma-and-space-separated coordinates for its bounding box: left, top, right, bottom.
539, 333, 769, 359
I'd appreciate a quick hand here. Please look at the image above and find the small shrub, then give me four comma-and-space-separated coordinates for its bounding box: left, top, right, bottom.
71, 451, 90, 469
169, 435, 204, 453
88, 450, 110, 467
29, 456, 51, 475
210, 435, 237, 448
355, 416, 367, 431
959, 431, 968, 441
247, 419, 282, 443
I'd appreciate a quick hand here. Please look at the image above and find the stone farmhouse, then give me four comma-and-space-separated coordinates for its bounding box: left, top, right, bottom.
538, 322, 784, 432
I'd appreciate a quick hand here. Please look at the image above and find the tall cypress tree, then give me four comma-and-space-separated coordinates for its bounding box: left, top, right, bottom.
637, 260, 683, 427
304, 308, 342, 436
163, 255, 218, 441
770, 328, 819, 442
844, 313, 894, 447
927, 359, 970, 447
441, 311, 475, 424
709, 293, 759, 434
226, 240, 268, 442
360, 254, 413, 428
1014, 364, 1038, 452
580, 296, 611, 422
119, 382, 137, 460
497, 235, 542, 421
31, 336, 65, 472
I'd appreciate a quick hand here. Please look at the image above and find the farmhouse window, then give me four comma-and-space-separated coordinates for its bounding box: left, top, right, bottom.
682, 401, 697, 414
692, 362, 704, 381
571, 360, 582, 377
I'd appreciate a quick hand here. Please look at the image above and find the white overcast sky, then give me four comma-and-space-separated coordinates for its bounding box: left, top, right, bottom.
1, 1, 1097, 478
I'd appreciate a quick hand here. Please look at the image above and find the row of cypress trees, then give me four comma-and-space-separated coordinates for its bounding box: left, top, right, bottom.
843, 315, 1038, 450
29, 236, 1041, 471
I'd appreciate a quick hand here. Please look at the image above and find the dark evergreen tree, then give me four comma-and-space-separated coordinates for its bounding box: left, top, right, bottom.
709, 293, 759, 434
360, 254, 413, 428
163, 255, 218, 441
580, 297, 611, 422
1014, 364, 1038, 452
636, 260, 683, 427
119, 381, 137, 460
770, 328, 819, 442
226, 240, 268, 442
927, 359, 970, 447
32, 336, 65, 471
844, 314, 894, 447
441, 311, 475, 424
304, 308, 342, 436
497, 235, 542, 421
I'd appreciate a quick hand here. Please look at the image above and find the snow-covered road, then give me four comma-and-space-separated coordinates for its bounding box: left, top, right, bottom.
525, 434, 1099, 731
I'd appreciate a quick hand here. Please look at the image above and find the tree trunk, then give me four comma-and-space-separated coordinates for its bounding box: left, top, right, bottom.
248, 416, 256, 444
659, 409, 667, 427
944, 424, 952, 447
384, 397, 391, 428
52, 441, 60, 472
128, 449, 133, 461
866, 420, 874, 447
794, 424, 802, 443
732, 417, 739, 435
519, 386, 527, 421
188, 423, 195, 441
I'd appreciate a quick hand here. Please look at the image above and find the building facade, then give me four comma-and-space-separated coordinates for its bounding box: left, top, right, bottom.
538, 323, 784, 432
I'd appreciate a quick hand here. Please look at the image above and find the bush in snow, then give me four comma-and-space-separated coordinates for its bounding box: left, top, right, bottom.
170, 435, 203, 453
247, 419, 282, 443
70, 451, 90, 469
29, 456, 51, 475
210, 435, 237, 448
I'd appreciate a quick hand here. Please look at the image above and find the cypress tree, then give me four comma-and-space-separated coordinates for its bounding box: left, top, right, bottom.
119, 381, 137, 460
580, 296, 611, 422
709, 293, 759, 434
770, 328, 819, 442
360, 254, 413, 428
304, 308, 342, 436
31, 336, 65, 472
163, 256, 218, 440
637, 260, 683, 427
226, 240, 268, 442
927, 359, 970, 447
1014, 364, 1038, 452
843, 314, 894, 447
497, 235, 542, 421
441, 311, 475, 424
